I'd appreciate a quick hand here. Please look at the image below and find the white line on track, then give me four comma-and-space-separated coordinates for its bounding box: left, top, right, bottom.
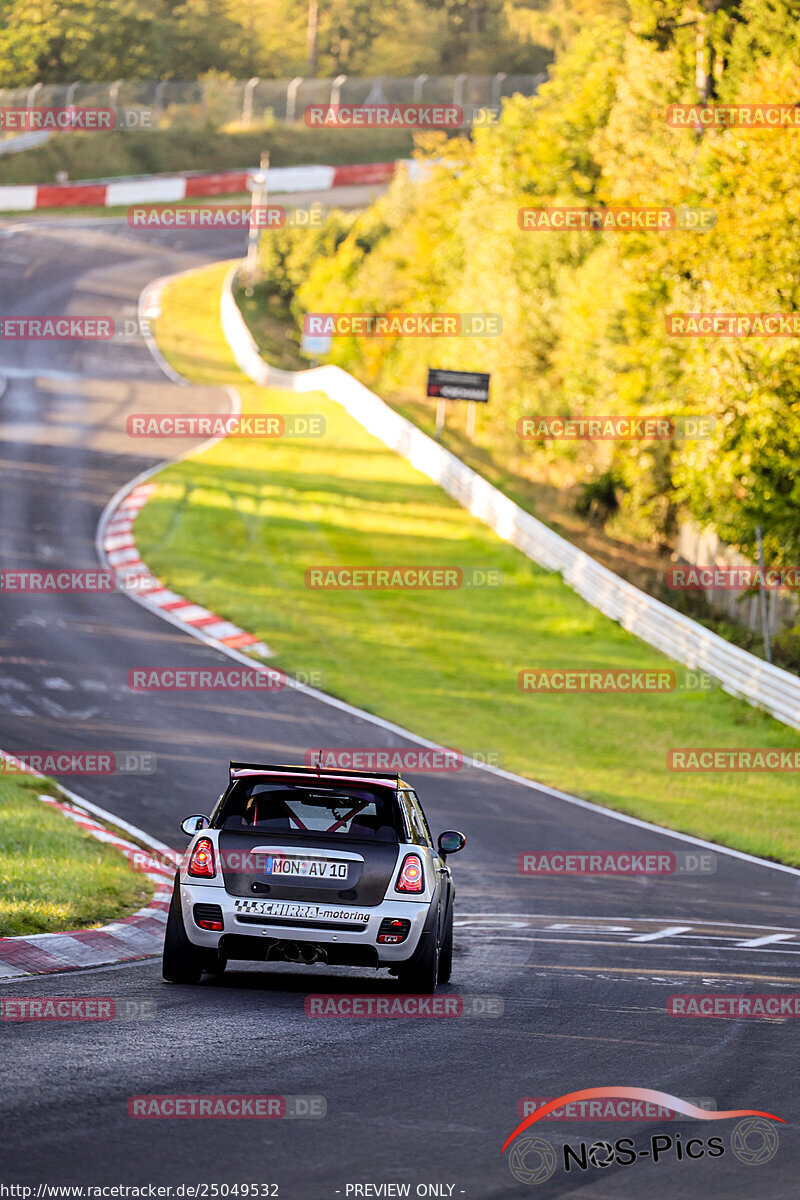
456, 912, 800, 932
736, 933, 797, 948
454, 914, 800, 955
630, 925, 693, 942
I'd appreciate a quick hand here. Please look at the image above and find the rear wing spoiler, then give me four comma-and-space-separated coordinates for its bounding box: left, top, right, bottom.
228, 760, 402, 785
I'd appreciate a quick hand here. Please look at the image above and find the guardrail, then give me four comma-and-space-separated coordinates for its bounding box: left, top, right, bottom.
219, 265, 800, 733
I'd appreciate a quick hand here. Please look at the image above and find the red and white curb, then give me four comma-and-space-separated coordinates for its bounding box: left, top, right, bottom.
0, 757, 178, 978
102, 481, 273, 658
0, 159, 403, 213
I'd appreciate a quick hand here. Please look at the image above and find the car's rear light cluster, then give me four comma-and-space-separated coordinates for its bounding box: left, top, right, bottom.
193, 903, 224, 931
187, 837, 216, 878
395, 853, 425, 894
377, 917, 411, 944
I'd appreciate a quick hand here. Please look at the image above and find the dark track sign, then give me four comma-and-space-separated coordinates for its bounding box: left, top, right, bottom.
427, 368, 490, 403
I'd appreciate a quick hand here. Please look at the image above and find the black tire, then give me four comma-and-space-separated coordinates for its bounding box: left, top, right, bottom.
437, 908, 453, 984
398, 928, 440, 995
162, 883, 206, 984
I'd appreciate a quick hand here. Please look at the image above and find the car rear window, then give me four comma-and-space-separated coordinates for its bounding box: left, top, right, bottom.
218, 781, 401, 842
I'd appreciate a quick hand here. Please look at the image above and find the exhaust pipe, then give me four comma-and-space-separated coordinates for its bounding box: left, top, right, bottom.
274, 940, 327, 965
300, 944, 326, 964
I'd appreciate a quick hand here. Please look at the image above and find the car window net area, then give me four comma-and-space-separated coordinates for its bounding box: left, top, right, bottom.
219, 781, 400, 841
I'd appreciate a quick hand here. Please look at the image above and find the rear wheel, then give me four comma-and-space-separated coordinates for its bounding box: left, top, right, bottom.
437, 909, 453, 984
162, 884, 206, 984
398, 928, 440, 995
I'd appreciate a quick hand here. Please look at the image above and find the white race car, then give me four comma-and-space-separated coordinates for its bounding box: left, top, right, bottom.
163, 760, 466, 992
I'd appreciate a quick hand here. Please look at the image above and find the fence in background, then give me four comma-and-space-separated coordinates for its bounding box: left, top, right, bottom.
0, 74, 546, 136
677, 519, 799, 636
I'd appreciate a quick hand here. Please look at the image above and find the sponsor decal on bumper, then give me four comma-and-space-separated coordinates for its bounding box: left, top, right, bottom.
233, 899, 370, 922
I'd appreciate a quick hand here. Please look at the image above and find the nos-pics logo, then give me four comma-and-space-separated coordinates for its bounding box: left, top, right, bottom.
501, 1087, 782, 1184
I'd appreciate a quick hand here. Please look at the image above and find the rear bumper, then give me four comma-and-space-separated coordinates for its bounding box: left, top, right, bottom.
179, 881, 430, 965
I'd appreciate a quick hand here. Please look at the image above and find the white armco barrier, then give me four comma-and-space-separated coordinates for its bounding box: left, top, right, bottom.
220, 265, 800, 733
0, 130, 51, 155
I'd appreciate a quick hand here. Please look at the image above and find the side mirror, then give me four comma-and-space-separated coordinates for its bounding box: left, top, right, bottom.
438, 830, 466, 857
181, 814, 209, 836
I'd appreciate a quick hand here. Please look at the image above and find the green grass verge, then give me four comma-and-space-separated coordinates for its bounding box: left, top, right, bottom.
0, 775, 153, 936
0, 125, 414, 187
137, 261, 800, 864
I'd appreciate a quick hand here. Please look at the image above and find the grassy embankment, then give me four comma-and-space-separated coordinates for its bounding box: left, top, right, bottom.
0, 774, 153, 936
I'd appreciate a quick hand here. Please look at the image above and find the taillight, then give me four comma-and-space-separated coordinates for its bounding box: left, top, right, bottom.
188, 837, 216, 878
395, 853, 424, 894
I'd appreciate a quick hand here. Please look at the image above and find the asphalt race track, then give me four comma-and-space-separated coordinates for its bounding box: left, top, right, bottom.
1, 209, 799, 1199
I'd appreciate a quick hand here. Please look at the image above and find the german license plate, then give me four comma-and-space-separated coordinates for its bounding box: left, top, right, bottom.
264, 856, 348, 879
